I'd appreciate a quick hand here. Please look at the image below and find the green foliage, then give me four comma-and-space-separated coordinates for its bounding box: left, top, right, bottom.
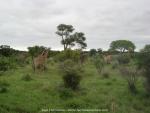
0, 57, 9, 72
93, 55, 105, 74
97, 48, 103, 54
137, 44, 150, 94
89, 49, 97, 56
0, 57, 150, 113
102, 72, 109, 78
63, 72, 81, 90
0, 45, 15, 57
102, 71, 110, 78
28, 45, 50, 58
73, 32, 87, 49
111, 60, 119, 69
119, 66, 138, 94
117, 54, 130, 64
21, 74, 32, 81
110, 40, 136, 53
0, 57, 15, 72
15, 52, 29, 66
58, 87, 74, 99
0, 81, 9, 93
57, 49, 80, 62
60, 60, 82, 90
56, 24, 87, 50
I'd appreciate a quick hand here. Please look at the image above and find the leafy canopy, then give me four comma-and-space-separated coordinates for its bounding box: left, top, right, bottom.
110, 40, 136, 53
56, 24, 87, 50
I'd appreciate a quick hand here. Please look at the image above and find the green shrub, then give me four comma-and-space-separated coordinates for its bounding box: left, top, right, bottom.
63, 71, 81, 90
117, 54, 130, 64
0, 57, 10, 71
111, 60, 119, 69
0, 57, 16, 72
59, 87, 74, 99
93, 55, 105, 74
0, 81, 9, 93
137, 45, 150, 94
0, 87, 8, 93
21, 74, 32, 81
119, 66, 138, 94
56, 49, 80, 62
102, 71, 110, 78
59, 60, 82, 90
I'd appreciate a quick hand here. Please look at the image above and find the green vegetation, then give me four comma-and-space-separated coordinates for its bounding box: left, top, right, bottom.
0, 26, 149, 113
137, 44, 150, 94
110, 40, 136, 53
0, 55, 150, 113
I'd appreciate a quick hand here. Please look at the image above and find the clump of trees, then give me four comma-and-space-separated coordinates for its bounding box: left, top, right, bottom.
0, 45, 15, 57
137, 45, 150, 94
0, 45, 17, 74
89, 48, 103, 57
56, 24, 87, 50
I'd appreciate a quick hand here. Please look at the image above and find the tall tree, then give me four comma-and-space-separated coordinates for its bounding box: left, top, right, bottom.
56, 24, 74, 50
110, 40, 136, 53
56, 24, 87, 50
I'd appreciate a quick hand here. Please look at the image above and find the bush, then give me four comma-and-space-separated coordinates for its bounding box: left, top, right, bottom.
119, 66, 138, 93
0, 81, 9, 93
137, 45, 150, 94
56, 49, 80, 62
93, 55, 105, 74
59, 60, 82, 90
63, 71, 81, 90
0, 87, 8, 93
59, 87, 74, 99
117, 54, 130, 64
102, 71, 110, 78
0, 57, 10, 71
21, 74, 32, 81
0, 57, 16, 72
111, 60, 119, 69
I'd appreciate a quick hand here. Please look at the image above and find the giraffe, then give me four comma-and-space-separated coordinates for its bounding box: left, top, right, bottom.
33, 50, 48, 71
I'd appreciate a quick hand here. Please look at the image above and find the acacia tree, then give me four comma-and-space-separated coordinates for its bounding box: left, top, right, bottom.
110, 40, 136, 53
56, 24, 74, 50
56, 24, 87, 50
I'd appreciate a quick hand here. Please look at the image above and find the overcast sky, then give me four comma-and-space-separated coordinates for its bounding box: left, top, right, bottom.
0, 0, 150, 50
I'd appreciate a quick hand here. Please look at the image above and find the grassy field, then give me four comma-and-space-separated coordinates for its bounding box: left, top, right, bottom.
0, 60, 150, 113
